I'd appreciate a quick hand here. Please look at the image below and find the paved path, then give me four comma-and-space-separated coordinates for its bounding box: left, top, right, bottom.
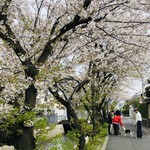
106, 117, 150, 150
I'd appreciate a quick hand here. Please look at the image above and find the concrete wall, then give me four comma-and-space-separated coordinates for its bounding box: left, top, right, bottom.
148, 103, 150, 119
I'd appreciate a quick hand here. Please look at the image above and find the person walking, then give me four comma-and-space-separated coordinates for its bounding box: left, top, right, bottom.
112, 110, 125, 136
134, 108, 143, 138
106, 110, 114, 135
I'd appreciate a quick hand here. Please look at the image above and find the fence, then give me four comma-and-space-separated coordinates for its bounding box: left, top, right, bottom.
142, 118, 150, 128
46, 114, 67, 123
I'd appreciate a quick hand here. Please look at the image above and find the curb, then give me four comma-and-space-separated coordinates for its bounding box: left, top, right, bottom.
101, 135, 109, 150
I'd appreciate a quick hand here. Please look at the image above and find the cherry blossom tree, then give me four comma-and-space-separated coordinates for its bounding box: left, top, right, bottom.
48, 57, 119, 149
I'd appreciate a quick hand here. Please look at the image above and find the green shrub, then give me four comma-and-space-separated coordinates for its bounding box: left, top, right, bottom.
122, 109, 129, 116
85, 124, 107, 150
138, 104, 148, 118
34, 117, 55, 144
36, 124, 107, 150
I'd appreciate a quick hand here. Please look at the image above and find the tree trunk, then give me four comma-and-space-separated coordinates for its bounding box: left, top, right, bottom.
91, 102, 101, 136
78, 135, 85, 150
14, 126, 35, 150
14, 84, 37, 149
25, 84, 37, 108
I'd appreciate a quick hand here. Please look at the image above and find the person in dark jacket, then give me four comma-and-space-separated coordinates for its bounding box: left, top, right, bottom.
106, 110, 114, 135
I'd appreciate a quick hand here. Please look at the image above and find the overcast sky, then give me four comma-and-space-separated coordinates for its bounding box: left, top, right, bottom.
119, 77, 148, 100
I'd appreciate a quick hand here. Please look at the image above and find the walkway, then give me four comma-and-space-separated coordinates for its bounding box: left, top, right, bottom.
106, 117, 150, 150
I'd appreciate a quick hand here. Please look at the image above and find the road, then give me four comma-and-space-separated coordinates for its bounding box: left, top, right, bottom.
106, 117, 150, 150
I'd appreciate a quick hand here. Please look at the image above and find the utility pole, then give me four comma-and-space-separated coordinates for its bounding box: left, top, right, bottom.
140, 76, 144, 103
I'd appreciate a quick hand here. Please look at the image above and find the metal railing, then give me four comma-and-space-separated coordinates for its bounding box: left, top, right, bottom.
36, 114, 67, 124
46, 114, 67, 123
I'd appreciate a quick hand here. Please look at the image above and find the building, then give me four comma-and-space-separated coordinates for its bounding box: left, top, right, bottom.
145, 98, 150, 119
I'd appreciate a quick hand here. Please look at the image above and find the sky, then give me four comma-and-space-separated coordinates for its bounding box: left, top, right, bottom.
124, 79, 142, 97
119, 77, 147, 100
